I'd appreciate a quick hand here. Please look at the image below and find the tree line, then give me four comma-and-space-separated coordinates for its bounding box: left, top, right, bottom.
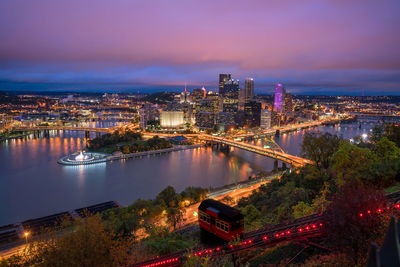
238, 123, 400, 265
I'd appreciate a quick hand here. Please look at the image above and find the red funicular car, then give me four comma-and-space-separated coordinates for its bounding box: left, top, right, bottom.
198, 199, 244, 241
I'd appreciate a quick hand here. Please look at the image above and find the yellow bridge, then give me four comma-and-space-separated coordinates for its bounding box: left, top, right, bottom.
11, 126, 114, 133
9, 127, 312, 167
197, 134, 313, 167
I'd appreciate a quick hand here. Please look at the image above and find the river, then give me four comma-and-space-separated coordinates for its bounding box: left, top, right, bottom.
0, 119, 379, 225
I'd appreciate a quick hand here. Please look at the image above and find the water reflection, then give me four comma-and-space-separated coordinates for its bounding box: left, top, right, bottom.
0, 120, 382, 226
0, 131, 269, 225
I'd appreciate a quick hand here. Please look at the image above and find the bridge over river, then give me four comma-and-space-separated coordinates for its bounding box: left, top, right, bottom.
9, 126, 312, 167
197, 134, 313, 167
11, 125, 113, 133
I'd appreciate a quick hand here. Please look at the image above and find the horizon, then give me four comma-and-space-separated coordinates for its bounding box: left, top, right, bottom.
1, 81, 400, 96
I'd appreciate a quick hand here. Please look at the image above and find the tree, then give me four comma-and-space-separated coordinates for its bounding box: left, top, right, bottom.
370, 124, 384, 143
324, 183, 389, 264
8, 216, 133, 266
301, 132, 341, 170
292, 201, 314, 219
156, 186, 179, 207
384, 123, 400, 147
122, 145, 131, 154
103, 208, 140, 237
166, 207, 184, 230
240, 205, 262, 230
369, 137, 400, 187
331, 141, 376, 186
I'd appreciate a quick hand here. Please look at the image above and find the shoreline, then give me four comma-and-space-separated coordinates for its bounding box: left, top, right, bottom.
57, 144, 204, 166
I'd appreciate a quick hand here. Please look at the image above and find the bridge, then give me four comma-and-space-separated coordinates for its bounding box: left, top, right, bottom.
11, 126, 113, 133
198, 134, 313, 167
8, 127, 311, 167
123, 132, 311, 167
233, 117, 348, 140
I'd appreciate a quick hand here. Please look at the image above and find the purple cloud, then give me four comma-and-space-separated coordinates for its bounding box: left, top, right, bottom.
0, 0, 399, 94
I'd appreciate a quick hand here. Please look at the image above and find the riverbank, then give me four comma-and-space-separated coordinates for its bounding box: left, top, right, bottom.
58, 144, 204, 165
0, 131, 32, 142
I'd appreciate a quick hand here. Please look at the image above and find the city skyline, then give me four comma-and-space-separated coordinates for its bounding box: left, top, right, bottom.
1, 0, 400, 95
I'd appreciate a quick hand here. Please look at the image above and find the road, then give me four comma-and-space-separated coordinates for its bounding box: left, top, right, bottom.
181, 175, 279, 226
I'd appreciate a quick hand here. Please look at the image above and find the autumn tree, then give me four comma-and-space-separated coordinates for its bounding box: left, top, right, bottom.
324, 183, 389, 264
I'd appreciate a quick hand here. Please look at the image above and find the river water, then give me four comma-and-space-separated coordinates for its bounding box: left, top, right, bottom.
0, 119, 379, 225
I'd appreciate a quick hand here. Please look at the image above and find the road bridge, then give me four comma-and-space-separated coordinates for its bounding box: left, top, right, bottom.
233, 117, 347, 140
11, 126, 113, 133
198, 134, 313, 167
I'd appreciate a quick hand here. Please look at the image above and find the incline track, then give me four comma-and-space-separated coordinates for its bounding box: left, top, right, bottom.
132, 191, 400, 267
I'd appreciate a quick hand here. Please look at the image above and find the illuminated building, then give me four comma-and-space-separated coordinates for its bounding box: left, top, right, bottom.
260, 110, 272, 129
271, 111, 281, 127
222, 97, 239, 113
160, 111, 184, 129
244, 101, 261, 127
222, 79, 239, 95
239, 78, 254, 110
219, 74, 231, 95
195, 112, 215, 129
216, 112, 235, 132
222, 79, 240, 114
238, 89, 246, 110
180, 85, 190, 103
192, 87, 207, 104
139, 104, 159, 129
196, 93, 219, 114
244, 78, 254, 102
285, 93, 293, 113
273, 83, 286, 113
165, 101, 194, 125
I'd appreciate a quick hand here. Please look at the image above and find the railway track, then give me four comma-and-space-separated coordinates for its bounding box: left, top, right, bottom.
132, 191, 400, 267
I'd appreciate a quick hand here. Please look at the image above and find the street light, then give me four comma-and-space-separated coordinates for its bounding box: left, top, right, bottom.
24, 231, 30, 243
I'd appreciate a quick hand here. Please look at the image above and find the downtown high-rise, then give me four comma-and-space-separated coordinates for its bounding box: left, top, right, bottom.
244, 78, 254, 101
219, 74, 231, 95
273, 83, 286, 113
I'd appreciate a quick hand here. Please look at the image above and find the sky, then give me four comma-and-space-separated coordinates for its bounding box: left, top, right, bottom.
0, 0, 400, 95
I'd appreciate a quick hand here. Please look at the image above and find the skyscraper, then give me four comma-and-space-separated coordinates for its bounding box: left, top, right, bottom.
219, 74, 231, 95
244, 78, 254, 101
222, 79, 240, 113
244, 100, 261, 127
222, 79, 239, 95
260, 109, 272, 129
284, 93, 293, 113
192, 87, 207, 104
273, 83, 286, 113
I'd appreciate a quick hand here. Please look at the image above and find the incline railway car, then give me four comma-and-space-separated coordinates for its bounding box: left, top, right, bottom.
198, 199, 244, 241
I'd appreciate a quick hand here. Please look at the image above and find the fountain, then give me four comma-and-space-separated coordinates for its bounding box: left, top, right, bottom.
58, 150, 109, 165
75, 151, 91, 161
